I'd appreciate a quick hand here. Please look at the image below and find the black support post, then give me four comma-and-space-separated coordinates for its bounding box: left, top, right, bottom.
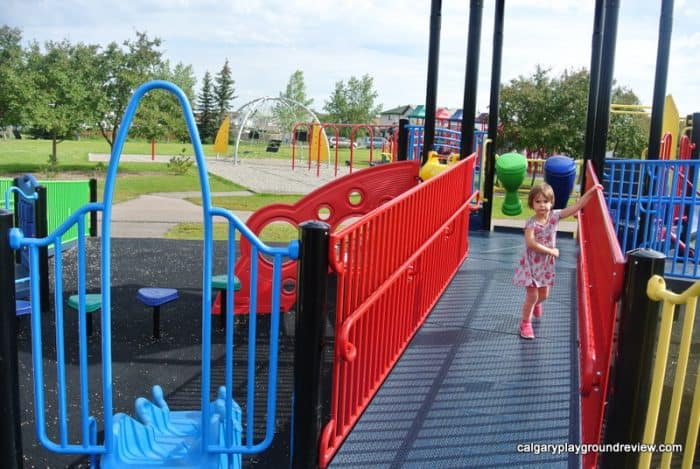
591, 0, 620, 176
422, 0, 442, 165
292, 220, 330, 469
35, 186, 49, 312
647, 0, 674, 160
397, 118, 409, 161
89, 178, 98, 237
459, 0, 483, 162
482, 0, 504, 231
602, 248, 665, 468
583, 0, 605, 187
692, 113, 700, 158
0, 209, 24, 468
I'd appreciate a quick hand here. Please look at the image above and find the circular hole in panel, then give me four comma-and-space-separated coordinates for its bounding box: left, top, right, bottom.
257, 220, 298, 265
348, 190, 363, 206
282, 278, 296, 293
317, 205, 332, 221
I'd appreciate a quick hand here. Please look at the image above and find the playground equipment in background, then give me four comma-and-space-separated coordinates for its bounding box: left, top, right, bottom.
291, 122, 396, 177
495, 152, 527, 216
418, 150, 459, 181
213, 116, 230, 157
4, 81, 299, 467
232, 96, 321, 165
610, 95, 680, 159
544, 155, 577, 209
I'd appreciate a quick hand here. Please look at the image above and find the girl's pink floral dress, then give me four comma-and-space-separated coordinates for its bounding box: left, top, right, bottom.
512, 209, 561, 287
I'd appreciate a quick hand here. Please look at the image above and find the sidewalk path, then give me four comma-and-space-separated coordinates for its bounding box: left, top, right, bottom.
89, 154, 348, 238
101, 192, 252, 239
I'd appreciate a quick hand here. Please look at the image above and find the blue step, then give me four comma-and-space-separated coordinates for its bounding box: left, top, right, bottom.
100, 385, 242, 468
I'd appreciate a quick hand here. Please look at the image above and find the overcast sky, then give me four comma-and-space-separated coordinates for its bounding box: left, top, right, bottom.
4, 0, 699, 118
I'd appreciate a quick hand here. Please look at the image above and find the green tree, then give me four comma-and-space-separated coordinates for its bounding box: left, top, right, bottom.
0, 25, 27, 130
608, 86, 649, 158
214, 59, 236, 123
131, 60, 196, 143
323, 74, 381, 133
498, 66, 647, 160
24, 40, 101, 163
94, 31, 165, 149
274, 70, 313, 132
196, 71, 218, 143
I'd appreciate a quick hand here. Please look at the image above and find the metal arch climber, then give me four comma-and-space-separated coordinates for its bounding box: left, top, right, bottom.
232, 96, 322, 165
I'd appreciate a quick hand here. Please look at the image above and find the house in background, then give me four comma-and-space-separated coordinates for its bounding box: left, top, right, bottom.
378, 105, 414, 127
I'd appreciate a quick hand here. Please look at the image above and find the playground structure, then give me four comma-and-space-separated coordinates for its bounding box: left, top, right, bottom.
2, 0, 700, 466
1, 81, 696, 468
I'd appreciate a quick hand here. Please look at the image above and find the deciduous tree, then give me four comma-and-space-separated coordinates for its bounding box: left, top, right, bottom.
498, 66, 647, 160
274, 70, 314, 132
323, 74, 381, 134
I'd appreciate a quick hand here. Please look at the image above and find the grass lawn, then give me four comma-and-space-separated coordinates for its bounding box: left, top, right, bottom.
188, 193, 304, 211
166, 221, 299, 242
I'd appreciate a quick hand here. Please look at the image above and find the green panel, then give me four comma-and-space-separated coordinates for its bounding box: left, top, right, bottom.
40, 180, 91, 243
0, 179, 13, 209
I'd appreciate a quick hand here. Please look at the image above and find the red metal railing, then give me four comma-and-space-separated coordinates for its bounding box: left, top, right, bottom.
679, 134, 695, 160
659, 132, 672, 159
577, 161, 626, 468
319, 154, 478, 467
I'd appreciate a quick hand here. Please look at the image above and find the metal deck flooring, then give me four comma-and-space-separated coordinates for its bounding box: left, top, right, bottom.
329, 230, 581, 468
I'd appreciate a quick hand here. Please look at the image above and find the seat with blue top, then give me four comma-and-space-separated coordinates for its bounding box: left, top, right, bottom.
137, 287, 179, 340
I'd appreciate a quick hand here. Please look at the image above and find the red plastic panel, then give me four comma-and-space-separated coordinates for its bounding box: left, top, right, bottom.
577, 161, 625, 469
233, 160, 421, 313
319, 155, 477, 467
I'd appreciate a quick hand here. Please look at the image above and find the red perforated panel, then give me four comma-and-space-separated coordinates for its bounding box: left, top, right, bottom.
233, 160, 421, 314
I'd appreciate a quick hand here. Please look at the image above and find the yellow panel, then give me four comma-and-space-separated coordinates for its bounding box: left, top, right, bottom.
309, 124, 329, 165
662, 95, 680, 159
213, 116, 230, 155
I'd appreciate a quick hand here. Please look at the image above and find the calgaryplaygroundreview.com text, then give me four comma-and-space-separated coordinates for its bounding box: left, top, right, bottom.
516, 442, 684, 455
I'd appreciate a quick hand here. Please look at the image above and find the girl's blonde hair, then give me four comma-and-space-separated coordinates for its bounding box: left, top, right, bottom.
527, 182, 555, 209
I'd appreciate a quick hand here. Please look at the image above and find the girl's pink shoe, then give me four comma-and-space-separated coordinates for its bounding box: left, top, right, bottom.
519, 320, 535, 339
533, 303, 543, 318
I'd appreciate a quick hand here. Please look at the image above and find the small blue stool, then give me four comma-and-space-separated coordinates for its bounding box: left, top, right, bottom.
68, 293, 102, 336
137, 288, 178, 340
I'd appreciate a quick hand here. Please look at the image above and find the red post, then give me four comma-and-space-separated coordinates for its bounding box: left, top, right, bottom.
151, 137, 155, 161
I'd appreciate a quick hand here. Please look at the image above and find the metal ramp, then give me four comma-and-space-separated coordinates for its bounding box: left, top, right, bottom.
329, 231, 581, 467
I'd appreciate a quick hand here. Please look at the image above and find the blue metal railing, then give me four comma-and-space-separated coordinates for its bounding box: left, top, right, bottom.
406, 126, 486, 194
603, 158, 700, 279
9, 80, 299, 463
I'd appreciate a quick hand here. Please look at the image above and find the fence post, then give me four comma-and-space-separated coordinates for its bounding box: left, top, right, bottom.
0, 209, 24, 468
89, 178, 98, 237
602, 248, 665, 468
292, 220, 330, 469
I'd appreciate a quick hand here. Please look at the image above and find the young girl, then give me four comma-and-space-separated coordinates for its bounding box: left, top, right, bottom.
513, 182, 602, 339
